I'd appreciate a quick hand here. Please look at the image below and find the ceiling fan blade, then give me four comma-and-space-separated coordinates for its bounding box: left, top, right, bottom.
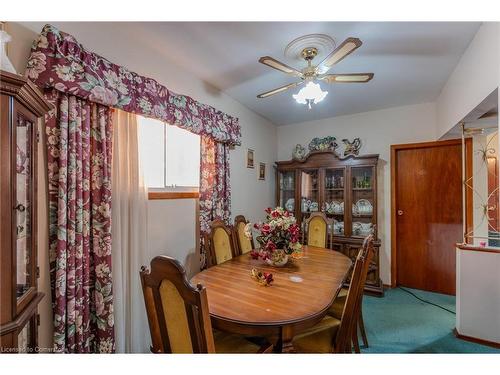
259, 56, 303, 77
257, 81, 304, 98
317, 38, 363, 74
320, 73, 374, 83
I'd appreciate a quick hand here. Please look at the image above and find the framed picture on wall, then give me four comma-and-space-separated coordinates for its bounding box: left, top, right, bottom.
259, 162, 266, 180
247, 148, 255, 168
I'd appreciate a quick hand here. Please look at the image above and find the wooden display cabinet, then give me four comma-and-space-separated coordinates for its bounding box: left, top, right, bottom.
0, 71, 51, 352
276, 150, 383, 296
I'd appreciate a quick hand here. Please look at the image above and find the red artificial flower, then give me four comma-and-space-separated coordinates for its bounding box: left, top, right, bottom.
265, 240, 276, 252
265, 207, 272, 214
261, 223, 272, 235
254, 223, 260, 230
263, 272, 274, 284
250, 250, 260, 259
271, 210, 280, 218
289, 224, 299, 236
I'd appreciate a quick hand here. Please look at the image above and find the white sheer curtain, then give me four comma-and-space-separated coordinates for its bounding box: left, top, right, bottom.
111, 109, 150, 353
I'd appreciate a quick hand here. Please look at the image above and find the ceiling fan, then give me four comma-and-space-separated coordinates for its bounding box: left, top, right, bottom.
257, 37, 374, 108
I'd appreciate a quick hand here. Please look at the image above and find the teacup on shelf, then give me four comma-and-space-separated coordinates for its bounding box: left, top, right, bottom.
353, 222, 373, 236
333, 220, 344, 234
355, 199, 373, 215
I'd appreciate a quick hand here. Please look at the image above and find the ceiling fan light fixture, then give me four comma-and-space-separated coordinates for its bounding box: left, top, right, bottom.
293, 81, 328, 109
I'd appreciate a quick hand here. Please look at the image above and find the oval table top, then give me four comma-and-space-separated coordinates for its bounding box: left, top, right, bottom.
191, 246, 352, 328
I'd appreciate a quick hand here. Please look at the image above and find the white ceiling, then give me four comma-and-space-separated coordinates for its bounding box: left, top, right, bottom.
21, 22, 481, 125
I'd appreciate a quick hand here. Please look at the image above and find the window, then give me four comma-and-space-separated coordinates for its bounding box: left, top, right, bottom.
138, 116, 200, 197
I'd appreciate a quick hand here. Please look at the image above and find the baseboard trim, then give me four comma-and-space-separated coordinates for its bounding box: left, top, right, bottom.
453, 328, 500, 349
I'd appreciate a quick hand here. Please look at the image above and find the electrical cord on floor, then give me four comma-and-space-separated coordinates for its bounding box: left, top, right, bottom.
398, 287, 456, 315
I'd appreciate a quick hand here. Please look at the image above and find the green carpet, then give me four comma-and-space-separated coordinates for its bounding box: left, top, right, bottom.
361, 287, 500, 353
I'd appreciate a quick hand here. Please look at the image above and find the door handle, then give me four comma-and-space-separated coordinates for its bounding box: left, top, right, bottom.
397, 210, 404, 216
15, 203, 26, 212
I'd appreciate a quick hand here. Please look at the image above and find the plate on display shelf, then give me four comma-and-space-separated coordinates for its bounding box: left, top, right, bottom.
285, 198, 295, 212
310, 201, 319, 212
333, 220, 344, 234
331, 200, 344, 214
353, 222, 372, 236
326, 201, 341, 214
355, 199, 373, 215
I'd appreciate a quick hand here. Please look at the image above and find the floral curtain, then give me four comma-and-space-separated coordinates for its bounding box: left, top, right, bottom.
45, 89, 115, 353
199, 136, 231, 268
26, 24, 241, 145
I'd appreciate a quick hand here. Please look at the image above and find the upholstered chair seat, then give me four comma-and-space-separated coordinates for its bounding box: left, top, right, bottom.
292, 316, 341, 353
327, 285, 368, 349
213, 331, 262, 353
328, 288, 348, 318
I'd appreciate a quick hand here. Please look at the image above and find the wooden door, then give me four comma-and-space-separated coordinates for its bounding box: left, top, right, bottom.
392, 140, 465, 295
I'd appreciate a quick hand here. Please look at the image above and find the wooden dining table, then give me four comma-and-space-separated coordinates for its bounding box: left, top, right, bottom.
190, 245, 352, 353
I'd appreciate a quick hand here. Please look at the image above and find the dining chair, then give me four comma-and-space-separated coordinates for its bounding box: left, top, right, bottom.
327, 234, 374, 351
291, 236, 375, 353
207, 219, 237, 267
234, 215, 255, 255
139, 255, 271, 353
303, 212, 331, 248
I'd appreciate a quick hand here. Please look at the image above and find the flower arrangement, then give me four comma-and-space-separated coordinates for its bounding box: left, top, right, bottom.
251, 268, 274, 286
245, 207, 302, 266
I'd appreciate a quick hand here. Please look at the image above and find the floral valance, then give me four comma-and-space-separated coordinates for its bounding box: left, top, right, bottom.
25, 24, 241, 145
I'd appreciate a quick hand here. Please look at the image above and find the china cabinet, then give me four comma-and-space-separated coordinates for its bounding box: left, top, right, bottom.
276, 150, 383, 295
0, 71, 50, 352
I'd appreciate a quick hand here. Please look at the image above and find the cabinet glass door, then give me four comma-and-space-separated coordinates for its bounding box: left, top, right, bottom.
15, 114, 33, 300
324, 168, 345, 236
300, 169, 319, 223
351, 166, 375, 238
278, 170, 296, 214
17, 319, 32, 353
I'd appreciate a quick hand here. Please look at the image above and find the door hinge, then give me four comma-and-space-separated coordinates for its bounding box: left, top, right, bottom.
36, 131, 40, 143
36, 266, 40, 279
37, 313, 41, 326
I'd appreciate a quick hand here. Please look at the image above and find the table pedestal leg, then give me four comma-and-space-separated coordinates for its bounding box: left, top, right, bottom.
281, 339, 296, 353
273, 326, 296, 353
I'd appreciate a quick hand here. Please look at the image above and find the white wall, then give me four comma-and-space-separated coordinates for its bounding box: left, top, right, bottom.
437, 22, 500, 138
277, 102, 438, 284
6, 22, 277, 349
456, 248, 500, 344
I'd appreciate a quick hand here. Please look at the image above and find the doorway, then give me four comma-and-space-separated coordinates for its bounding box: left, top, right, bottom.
391, 139, 471, 295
